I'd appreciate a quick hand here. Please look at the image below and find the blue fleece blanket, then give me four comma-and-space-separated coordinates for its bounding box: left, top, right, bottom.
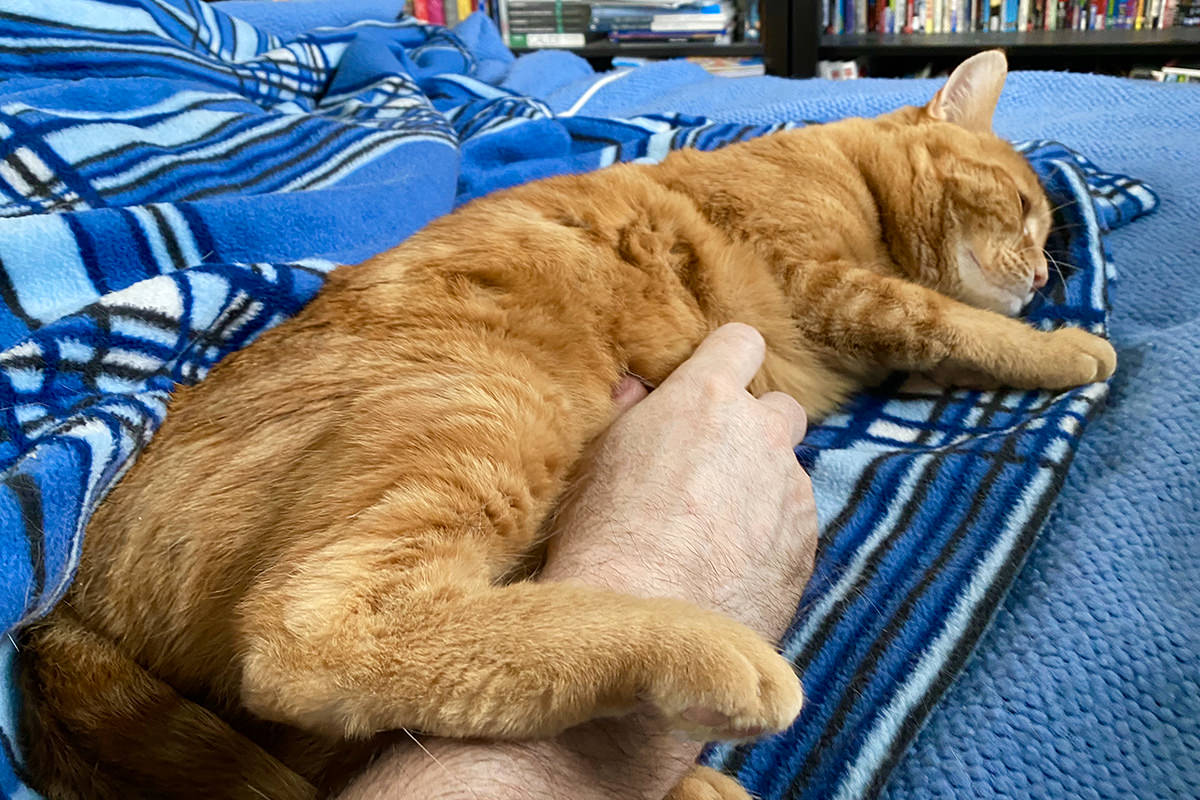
0, 2, 1185, 800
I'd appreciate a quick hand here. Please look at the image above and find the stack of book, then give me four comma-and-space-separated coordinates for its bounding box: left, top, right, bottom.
824, 0, 1198, 33
592, 1, 735, 44
494, 0, 737, 49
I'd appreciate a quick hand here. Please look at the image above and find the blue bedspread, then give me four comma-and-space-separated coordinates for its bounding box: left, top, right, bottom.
0, 2, 1191, 799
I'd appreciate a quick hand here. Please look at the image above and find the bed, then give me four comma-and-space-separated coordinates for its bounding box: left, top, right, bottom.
0, 2, 1195, 798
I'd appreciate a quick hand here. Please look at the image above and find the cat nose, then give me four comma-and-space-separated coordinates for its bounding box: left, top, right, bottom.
1032, 264, 1048, 289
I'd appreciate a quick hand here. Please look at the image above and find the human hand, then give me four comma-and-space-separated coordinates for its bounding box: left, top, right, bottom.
338, 323, 819, 800
544, 321, 817, 642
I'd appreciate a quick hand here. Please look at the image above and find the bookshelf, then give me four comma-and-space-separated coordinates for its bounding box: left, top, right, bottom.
492, 0, 792, 75
784, 0, 1200, 76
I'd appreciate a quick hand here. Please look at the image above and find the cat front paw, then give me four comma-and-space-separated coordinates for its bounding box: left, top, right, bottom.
1037, 327, 1117, 388
664, 766, 752, 800
643, 614, 802, 742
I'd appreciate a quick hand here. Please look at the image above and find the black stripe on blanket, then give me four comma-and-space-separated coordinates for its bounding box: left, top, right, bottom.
4, 473, 45, 605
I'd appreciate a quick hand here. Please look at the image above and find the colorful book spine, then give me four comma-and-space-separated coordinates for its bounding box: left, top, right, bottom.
1003, 0, 1018, 28
1162, 0, 1178, 25
458, 0, 472, 22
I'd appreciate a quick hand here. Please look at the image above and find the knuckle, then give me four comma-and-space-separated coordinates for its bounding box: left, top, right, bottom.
695, 372, 733, 406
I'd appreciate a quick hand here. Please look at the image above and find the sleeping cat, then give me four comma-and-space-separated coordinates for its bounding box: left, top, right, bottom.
19, 50, 1115, 800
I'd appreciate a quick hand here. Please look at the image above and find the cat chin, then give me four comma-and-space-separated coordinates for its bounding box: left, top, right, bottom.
955, 244, 1027, 317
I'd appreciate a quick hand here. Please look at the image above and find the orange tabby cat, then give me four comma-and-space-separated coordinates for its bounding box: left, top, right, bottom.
19, 51, 1115, 800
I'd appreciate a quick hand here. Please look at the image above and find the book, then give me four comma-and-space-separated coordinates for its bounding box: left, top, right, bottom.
1162, 0, 1178, 25
507, 31, 587, 46
686, 55, 765, 75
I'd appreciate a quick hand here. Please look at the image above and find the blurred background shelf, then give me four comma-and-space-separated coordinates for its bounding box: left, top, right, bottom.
787, 0, 1200, 77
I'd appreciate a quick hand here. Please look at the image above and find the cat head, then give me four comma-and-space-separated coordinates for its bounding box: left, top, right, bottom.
882, 51, 1052, 316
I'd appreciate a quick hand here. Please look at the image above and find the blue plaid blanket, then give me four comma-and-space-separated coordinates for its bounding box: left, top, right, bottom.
0, 1, 1157, 798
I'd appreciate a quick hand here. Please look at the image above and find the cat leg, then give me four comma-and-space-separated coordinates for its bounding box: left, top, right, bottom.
784, 261, 1116, 390
236, 543, 802, 744
664, 766, 752, 800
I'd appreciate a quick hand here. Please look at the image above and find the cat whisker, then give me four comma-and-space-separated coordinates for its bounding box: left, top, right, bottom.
401, 728, 481, 800
1047, 198, 1083, 216
1043, 250, 1070, 283
1045, 222, 1087, 235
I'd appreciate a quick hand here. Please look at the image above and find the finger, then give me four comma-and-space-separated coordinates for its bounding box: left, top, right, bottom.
611, 375, 650, 415
758, 392, 808, 446
664, 323, 766, 392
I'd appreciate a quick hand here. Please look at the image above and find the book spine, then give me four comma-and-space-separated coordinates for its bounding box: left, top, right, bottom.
414, 0, 429, 21
859, 0, 870, 32
458, 0, 471, 23
1162, 0, 1177, 25
427, 0, 445, 25
1018, 0, 1031, 28
496, 0, 510, 40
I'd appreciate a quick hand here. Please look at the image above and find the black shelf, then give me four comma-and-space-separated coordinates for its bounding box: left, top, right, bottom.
820, 27, 1200, 56
511, 41, 765, 59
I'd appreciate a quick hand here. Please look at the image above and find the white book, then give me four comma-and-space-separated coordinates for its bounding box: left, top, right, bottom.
651, 12, 730, 24
521, 32, 586, 47
650, 19, 729, 31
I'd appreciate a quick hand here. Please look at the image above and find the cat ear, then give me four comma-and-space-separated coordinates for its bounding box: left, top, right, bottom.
924, 50, 1008, 133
